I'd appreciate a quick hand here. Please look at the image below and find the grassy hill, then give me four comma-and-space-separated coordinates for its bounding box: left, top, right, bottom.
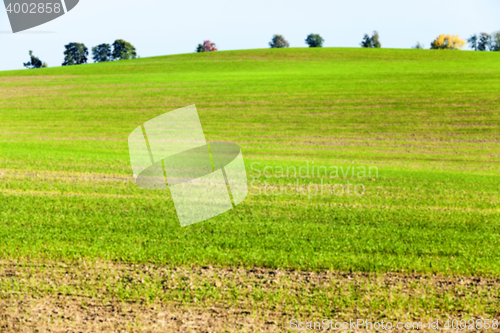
1, 48, 500, 330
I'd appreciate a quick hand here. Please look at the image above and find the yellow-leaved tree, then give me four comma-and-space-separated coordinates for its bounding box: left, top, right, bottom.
430, 34, 466, 50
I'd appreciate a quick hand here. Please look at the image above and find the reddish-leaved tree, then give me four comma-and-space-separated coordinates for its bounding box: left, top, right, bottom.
196, 40, 218, 52
203, 40, 217, 52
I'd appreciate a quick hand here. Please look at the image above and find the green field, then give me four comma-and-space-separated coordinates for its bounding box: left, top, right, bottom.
1, 48, 500, 331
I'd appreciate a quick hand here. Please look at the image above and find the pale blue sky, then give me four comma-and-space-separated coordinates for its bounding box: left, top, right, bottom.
1, 0, 500, 71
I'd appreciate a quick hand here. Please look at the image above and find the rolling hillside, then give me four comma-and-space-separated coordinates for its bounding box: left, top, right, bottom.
1, 48, 499, 331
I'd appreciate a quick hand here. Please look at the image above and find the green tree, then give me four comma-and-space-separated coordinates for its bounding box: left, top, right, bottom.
360, 34, 372, 48
491, 31, 500, 51
478, 33, 492, 51
62, 42, 88, 66
92, 43, 112, 62
412, 42, 424, 49
23, 50, 44, 69
371, 31, 381, 48
305, 34, 324, 47
360, 31, 381, 48
467, 34, 478, 50
269, 34, 289, 48
112, 39, 137, 60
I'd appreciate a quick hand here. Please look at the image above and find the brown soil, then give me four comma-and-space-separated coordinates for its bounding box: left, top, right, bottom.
1, 260, 499, 332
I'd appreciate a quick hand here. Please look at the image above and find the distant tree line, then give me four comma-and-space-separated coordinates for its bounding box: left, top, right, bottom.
62, 39, 137, 66
23, 39, 138, 69
199, 31, 500, 52
413, 32, 500, 51
23, 29, 500, 70
195, 33, 325, 53
194, 31, 500, 52
467, 32, 500, 51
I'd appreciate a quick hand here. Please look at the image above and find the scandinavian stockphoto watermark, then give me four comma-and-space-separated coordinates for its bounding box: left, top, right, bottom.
128, 105, 248, 227
249, 162, 378, 199
4, 0, 79, 33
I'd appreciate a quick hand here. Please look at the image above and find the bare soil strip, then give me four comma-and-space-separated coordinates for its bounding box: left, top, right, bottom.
1, 260, 499, 332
